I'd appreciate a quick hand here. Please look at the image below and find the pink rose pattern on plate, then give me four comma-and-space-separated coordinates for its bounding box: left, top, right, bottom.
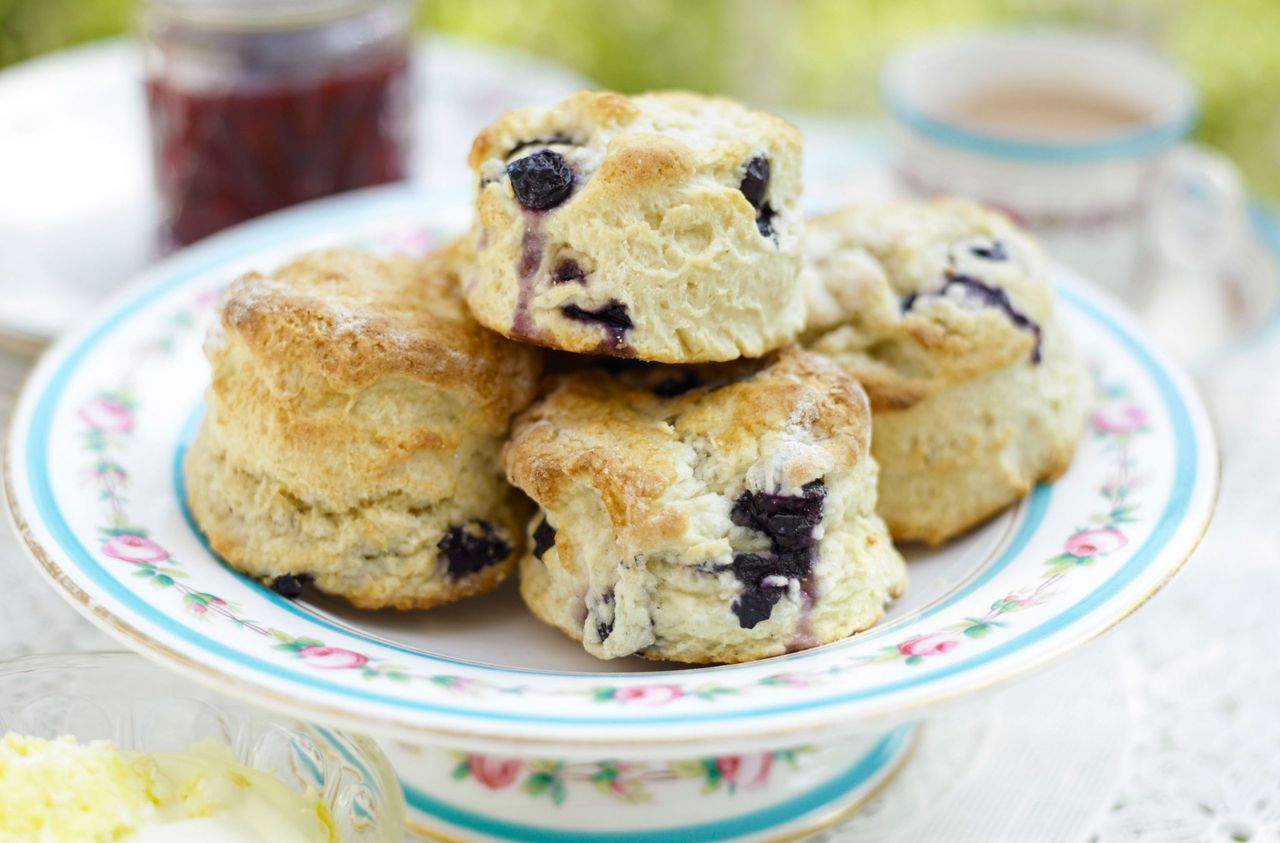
101, 533, 169, 565
76, 268, 1149, 705
450, 747, 808, 804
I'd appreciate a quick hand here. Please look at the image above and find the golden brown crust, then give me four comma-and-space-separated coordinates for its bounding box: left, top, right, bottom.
505, 348, 870, 551
468, 91, 640, 167
803, 199, 1051, 411
465, 90, 806, 362
506, 347, 905, 664
802, 200, 1088, 546
185, 243, 541, 611
220, 242, 542, 429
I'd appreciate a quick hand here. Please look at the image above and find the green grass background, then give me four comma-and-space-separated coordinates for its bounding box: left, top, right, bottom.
1, 0, 1276, 198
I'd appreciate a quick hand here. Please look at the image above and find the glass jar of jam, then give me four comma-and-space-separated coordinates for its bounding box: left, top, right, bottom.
142, 0, 413, 248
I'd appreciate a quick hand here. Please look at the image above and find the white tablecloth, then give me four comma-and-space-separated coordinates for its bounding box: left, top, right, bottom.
2, 38, 1278, 843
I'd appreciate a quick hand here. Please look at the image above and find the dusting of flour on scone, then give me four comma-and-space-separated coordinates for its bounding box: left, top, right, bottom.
465, 90, 805, 363
803, 199, 1091, 545
184, 242, 542, 609
504, 348, 906, 665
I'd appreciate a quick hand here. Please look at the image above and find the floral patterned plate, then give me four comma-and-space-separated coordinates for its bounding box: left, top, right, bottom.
4, 184, 1217, 760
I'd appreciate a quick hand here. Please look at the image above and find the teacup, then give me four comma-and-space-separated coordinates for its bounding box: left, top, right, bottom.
881, 28, 1249, 308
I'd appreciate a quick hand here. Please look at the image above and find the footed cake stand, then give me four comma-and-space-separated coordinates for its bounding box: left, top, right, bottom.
4, 186, 1217, 841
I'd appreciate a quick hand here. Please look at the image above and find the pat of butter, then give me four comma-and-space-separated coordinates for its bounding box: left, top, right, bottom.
0, 733, 335, 843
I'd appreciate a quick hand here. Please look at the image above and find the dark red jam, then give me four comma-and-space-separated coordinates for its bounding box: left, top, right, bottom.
143, 2, 412, 248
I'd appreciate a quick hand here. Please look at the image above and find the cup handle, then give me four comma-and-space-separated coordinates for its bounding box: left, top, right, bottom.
1147, 142, 1248, 272
1141, 143, 1258, 355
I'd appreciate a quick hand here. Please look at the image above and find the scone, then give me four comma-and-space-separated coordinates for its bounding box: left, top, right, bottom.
504, 348, 906, 664
803, 199, 1091, 545
465, 90, 805, 363
184, 243, 542, 609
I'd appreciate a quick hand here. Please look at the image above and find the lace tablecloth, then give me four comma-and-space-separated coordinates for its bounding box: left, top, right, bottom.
1, 39, 1278, 843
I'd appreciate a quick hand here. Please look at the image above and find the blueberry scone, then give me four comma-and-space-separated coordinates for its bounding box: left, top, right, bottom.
184, 243, 542, 609
465, 90, 805, 362
804, 200, 1091, 545
504, 348, 906, 664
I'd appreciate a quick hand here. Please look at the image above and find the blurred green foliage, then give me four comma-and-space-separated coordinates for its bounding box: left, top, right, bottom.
1, 0, 1277, 198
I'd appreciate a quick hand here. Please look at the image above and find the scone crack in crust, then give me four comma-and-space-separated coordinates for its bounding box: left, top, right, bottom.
803, 198, 1054, 410
466, 90, 807, 363
505, 349, 906, 664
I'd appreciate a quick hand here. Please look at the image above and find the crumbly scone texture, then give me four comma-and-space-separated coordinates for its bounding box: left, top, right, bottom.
466, 90, 806, 363
184, 244, 542, 609
803, 200, 1090, 544
504, 348, 907, 664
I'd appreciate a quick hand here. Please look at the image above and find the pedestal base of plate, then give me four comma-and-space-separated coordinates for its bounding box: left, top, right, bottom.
381, 724, 917, 843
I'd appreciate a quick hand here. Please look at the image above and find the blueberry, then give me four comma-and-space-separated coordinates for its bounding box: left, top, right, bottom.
942, 274, 1042, 362
552, 258, 587, 284
731, 480, 826, 554
438, 521, 510, 579
651, 370, 703, 397
508, 150, 574, 211
729, 552, 805, 629
270, 574, 310, 599
561, 301, 632, 331
756, 203, 777, 239
739, 156, 770, 210
724, 480, 826, 628
969, 240, 1008, 261
561, 300, 633, 351
738, 156, 777, 239
591, 588, 615, 642
532, 517, 556, 561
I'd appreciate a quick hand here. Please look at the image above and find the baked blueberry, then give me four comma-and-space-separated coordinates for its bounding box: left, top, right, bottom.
592, 588, 616, 642
801, 200, 1087, 545
507, 150, 574, 211
270, 573, 311, 599
506, 348, 905, 663
438, 521, 511, 579
756, 203, 777, 239
562, 301, 632, 331
899, 272, 1042, 363
552, 258, 587, 284
561, 301, 633, 350
532, 517, 556, 561
728, 551, 810, 629
725, 480, 826, 627
731, 480, 826, 553
467, 91, 805, 362
740, 156, 770, 210
942, 274, 1042, 362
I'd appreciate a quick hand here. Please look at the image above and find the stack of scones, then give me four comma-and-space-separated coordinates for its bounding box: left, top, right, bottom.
186, 90, 1089, 664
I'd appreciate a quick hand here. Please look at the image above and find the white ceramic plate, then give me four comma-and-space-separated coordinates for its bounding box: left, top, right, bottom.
4, 185, 1217, 755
